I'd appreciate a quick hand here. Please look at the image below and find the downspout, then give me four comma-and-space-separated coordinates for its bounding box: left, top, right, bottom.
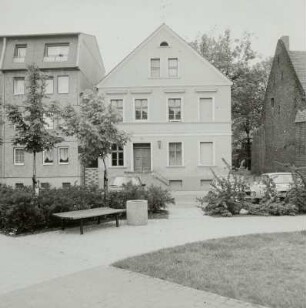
0, 38, 7, 182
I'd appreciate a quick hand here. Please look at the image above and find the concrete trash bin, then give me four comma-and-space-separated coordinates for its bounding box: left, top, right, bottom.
126, 200, 148, 226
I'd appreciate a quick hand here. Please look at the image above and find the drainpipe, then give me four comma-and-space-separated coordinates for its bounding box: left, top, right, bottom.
0, 38, 6, 182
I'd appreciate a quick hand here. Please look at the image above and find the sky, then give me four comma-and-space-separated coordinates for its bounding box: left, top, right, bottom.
0, 0, 305, 72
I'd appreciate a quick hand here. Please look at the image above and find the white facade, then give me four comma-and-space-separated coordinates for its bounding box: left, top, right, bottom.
97, 24, 232, 190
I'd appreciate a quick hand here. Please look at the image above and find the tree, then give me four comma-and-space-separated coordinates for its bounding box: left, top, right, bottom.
6, 64, 63, 190
191, 30, 272, 169
60, 89, 129, 196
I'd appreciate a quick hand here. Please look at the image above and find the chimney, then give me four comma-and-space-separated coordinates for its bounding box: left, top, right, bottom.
280, 36, 290, 50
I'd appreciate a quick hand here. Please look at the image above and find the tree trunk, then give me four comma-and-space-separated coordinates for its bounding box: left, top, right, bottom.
32, 151, 38, 193
246, 132, 251, 170
102, 157, 108, 205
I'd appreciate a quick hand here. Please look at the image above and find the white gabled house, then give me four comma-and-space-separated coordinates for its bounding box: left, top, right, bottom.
97, 24, 232, 190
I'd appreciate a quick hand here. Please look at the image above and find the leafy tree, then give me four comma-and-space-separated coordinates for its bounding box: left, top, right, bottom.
6, 64, 63, 190
60, 89, 129, 196
191, 30, 272, 169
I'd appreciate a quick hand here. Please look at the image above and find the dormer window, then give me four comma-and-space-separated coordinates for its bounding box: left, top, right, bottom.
160, 41, 169, 47
44, 43, 69, 62
14, 45, 27, 63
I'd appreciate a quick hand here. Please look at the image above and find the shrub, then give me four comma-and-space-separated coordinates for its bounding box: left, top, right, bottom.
248, 200, 298, 216
108, 183, 174, 213
197, 160, 249, 216
0, 184, 105, 234
0, 188, 45, 234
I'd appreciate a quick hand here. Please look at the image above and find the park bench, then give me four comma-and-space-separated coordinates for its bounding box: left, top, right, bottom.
53, 207, 126, 235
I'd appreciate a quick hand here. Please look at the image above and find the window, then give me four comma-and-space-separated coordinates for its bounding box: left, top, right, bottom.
45, 77, 54, 94
43, 149, 54, 165
40, 182, 50, 189
15, 183, 24, 189
168, 98, 181, 121
43, 113, 54, 129
199, 142, 213, 166
59, 147, 69, 164
14, 148, 25, 165
150, 58, 160, 77
13, 77, 25, 95
58, 76, 69, 93
271, 98, 275, 108
111, 145, 124, 166
14, 45, 27, 62
135, 99, 148, 120
160, 41, 169, 47
199, 98, 213, 122
62, 182, 71, 189
168, 58, 178, 77
44, 44, 69, 62
86, 158, 98, 168
110, 99, 123, 121
169, 142, 182, 166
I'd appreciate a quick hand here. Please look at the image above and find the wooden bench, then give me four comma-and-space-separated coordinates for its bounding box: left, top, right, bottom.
53, 207, 126, 234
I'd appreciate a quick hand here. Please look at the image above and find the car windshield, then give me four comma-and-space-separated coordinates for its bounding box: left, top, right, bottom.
268, 174, 294, 184
112, 177, 141, 186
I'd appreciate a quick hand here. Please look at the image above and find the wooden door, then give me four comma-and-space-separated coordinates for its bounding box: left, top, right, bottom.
133, 144, 151, 172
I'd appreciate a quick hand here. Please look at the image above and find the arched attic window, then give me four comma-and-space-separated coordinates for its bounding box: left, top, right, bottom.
160, 41, 169, 47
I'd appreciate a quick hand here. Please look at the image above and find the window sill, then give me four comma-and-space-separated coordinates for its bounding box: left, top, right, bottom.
198, 165, 216, 167
59, 162, 69, 165
109, 166, 127, 169
43, 163, 54, 166
166, 165, 185, 168
14, 163, 24, 166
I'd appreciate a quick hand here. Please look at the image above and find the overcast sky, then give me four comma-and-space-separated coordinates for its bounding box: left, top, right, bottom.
0, 0, 305, 72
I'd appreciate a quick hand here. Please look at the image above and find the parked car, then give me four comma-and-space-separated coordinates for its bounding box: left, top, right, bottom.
247, 172, 301, 202
109, 176, 145, 191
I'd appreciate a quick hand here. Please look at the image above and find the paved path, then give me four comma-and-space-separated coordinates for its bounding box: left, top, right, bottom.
0, 266, 267, 308
0, 192, 305, 307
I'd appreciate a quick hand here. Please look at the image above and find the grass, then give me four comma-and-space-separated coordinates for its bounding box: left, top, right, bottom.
114, 232, 306, 308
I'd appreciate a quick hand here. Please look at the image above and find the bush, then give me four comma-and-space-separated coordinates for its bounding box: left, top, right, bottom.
197, 160, 249, 216
0, 187, 45, 233
286, 186, 306, 214
0, 184, 105, 234
108, 183, 174, 213
248, 200, 298, 216
0, 183, 173, 234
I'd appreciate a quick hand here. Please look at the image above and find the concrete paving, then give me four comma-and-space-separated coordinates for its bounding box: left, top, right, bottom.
0, 192, 305, 307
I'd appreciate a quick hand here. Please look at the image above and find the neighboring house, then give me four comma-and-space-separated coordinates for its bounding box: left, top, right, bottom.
252, 36, 306, 174
97, 24, 232, 191
0, 33, 105, 188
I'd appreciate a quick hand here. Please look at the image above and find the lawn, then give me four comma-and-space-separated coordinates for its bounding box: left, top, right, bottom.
114, 232, 306, 308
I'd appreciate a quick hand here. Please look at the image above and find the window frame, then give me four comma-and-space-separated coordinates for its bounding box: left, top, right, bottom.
14, 148, 25, 166
57, 75, 69, 94
150, 58, 160, 78
13, 44, 27, 62
167, 142, 184, 167
198, 141, 215, 166
110, 145, 125, 167
58, 147, 69, 165
134, 98, 149, 121
168, 98, 182, 122
168, 58, 179, 78
110, 98, 124, 122
13, 77, 25, 95
45, 77, 54, 94
42, 149, 54, 165
44, 43, 70, 62
198, 96, 215, 122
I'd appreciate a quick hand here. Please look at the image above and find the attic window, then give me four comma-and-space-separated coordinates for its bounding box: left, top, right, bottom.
160, 41, 169, 47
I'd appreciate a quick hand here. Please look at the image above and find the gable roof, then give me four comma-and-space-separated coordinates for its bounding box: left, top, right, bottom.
289, 51, 306, 93
98, 23, 232, 86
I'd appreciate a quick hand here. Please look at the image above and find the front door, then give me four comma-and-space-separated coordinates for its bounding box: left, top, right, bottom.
133, 143, 151, 172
